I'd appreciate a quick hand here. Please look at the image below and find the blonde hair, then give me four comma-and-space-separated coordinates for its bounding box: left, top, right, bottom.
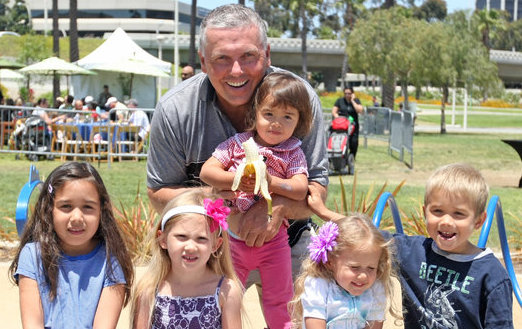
425, 163, 489, 217
130, 188, 240, 327
289, 214, 402, 328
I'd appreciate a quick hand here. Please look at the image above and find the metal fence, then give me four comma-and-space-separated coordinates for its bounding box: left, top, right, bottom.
0, 105, 153, 166
360, 106, 415, 168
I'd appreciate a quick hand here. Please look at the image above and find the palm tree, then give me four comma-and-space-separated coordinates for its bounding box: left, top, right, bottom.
69, 0, 79, 62
52, 0, 60, 106
189, 0, 197, 67
475, 9, 505, 51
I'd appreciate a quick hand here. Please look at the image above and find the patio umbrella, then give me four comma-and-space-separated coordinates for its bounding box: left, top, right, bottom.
19, 57, 95, 76
0, 69, 24, 80
91, 58, 170, 97
0, 57, 24, 70
19, 56, 96, 94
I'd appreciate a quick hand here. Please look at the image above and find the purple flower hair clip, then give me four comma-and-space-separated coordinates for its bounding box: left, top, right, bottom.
308, 221, 339, 264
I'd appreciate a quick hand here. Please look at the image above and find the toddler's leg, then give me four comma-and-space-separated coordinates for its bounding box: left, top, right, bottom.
229, 235, 255, 284
258, 228, 293, 329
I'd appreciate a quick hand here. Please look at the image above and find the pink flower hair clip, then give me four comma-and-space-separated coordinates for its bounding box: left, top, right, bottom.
204, 198, 230, 233
308, 221, 339, 264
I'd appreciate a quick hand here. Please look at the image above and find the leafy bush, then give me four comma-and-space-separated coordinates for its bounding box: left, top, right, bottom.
326, 175, 428, 236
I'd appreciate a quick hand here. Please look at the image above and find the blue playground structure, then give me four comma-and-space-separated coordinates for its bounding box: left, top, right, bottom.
15, 165, 41, 236
14, 168, 522, 307
373, 191, 521, 307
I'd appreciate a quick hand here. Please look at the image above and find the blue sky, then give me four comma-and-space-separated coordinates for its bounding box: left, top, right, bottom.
188, 0, 475, 14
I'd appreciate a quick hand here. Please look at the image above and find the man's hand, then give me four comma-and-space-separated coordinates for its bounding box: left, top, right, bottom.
237, 197, 284, 247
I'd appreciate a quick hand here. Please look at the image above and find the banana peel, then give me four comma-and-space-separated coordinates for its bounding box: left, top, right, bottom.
231, 137, 272, 219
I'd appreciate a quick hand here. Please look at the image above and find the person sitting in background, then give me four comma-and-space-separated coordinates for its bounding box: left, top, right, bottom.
83, 95, 99, 122
181, 65, 195, 81
105, 96, 127, 122
59, 95, 74, 110
125, 98, 150, 141
32, 98, 61, 125
2, 98, 15, 122
55, 97, 64, 109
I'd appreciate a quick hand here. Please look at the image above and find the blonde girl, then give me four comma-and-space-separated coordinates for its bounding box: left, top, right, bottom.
9, 161, 134, 328
131, 188, 242, 329
289, 214, 401, 329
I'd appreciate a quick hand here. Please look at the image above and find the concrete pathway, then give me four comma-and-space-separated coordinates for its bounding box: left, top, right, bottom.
1, 262, 520, 328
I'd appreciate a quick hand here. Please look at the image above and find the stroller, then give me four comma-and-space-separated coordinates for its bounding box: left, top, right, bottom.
327, 116, 356, 174
13, 115, 53, 161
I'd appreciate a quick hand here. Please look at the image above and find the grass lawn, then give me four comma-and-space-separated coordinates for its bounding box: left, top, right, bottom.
1, 130, 521, 251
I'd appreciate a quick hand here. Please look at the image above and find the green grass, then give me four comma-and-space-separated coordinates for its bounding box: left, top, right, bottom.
416, 113, 522, 128
1, 131, 521, 250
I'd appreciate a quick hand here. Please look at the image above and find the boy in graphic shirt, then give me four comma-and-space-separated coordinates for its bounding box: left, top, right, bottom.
307, 163, 514, 328
389, 163, 513, 328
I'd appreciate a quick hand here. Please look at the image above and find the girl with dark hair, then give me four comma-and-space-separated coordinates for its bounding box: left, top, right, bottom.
9, 161, 134, 328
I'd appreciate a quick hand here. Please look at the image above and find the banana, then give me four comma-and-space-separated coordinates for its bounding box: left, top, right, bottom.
231, 137, 272, 218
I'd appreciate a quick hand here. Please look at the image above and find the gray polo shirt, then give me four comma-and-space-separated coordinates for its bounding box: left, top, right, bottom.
146, 66, 328, 189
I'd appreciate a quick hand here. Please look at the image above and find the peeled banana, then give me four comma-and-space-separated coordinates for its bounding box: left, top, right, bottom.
231, 137, 272, 218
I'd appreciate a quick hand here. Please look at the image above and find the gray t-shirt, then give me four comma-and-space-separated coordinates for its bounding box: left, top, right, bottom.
146, 66, 328, 190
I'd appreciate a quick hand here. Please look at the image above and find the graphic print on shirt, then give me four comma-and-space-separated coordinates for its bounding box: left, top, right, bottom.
420, 283, 459, 329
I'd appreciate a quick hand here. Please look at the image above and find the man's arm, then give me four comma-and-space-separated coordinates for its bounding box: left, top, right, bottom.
200, 157, 236, 191
238, 182, 327, 247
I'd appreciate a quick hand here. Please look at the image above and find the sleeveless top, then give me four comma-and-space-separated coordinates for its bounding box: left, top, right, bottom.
151, 276, 225, 329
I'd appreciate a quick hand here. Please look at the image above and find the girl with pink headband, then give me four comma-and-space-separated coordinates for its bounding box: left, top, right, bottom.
131, 188, 243, 329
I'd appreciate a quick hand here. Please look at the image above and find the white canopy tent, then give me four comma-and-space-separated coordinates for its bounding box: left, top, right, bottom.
71, 27, 172, 108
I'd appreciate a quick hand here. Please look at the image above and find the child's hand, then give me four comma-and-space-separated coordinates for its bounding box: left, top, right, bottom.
307, 184, 325, 212
238, 173, 256, 193
307, 184, 343, 221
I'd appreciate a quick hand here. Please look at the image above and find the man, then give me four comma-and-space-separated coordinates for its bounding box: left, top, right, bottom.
126, 98, 150, 141
105, 96, 127, 122
181, 65, 195, 80
146, 5, 328, 326
97, 85, 112, 110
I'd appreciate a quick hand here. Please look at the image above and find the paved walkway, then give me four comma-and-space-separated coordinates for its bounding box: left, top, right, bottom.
1, 262, 521, 328
415, 124, 522, 135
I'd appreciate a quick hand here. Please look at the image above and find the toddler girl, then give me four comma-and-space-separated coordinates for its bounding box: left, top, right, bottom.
131, 188, 242, 329
9, 161, 134, 328
200, 71, 313, 329
289, 214, 401, 329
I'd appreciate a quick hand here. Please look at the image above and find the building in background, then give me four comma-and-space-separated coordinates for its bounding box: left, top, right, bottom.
476, 0, 521, 21
24, 0, 209, 37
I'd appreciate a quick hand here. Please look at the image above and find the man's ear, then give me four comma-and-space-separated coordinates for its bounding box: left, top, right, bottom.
199, 50, 207, 73
213, 236, 223, 253
158, 230, 167, 250
474, 211, 487, 230
265, 44, 271, 67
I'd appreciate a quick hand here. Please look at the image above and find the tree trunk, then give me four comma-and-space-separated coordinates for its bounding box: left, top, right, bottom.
340, 52, 348, 90
415, 84, 421, 99
69, 0, 79, 62
52, 0, 60, 106
440, 85, 449, 134
189, 0, 197, 67
300, 2, 308, 81
381, 71, 395, 109
401, 79, 409, 111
